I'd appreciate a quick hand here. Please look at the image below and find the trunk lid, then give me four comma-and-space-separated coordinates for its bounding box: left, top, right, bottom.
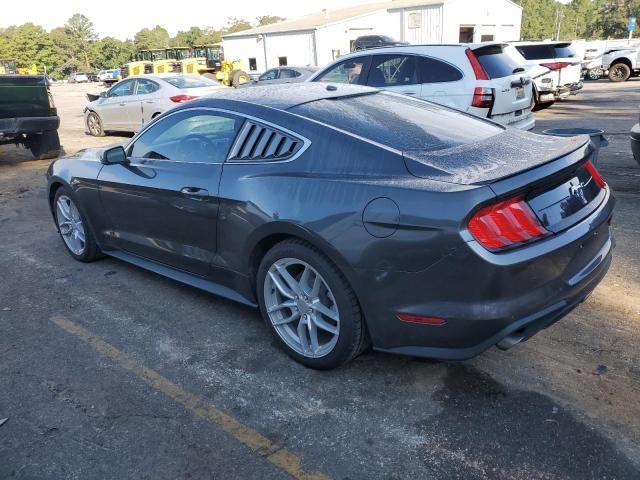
403, 128, 590, 185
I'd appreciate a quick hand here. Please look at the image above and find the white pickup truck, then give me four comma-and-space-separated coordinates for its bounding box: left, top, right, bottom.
601, 44, 640, 82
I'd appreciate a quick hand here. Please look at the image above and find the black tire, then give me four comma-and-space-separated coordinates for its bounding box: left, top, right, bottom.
231, 69, 250, 88
608, 63, 631, 82
533, 100, 554, 111
28, 130, 60, 160
257, 239, 369, 369
53, 186, 102, 262
86, 111, 105, 137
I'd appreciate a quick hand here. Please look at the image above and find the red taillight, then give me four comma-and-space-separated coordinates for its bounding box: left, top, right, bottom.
465, 48, 489, 80
472, 87, 494, 108
468, 196, 548, 250
585, 160, 606, 188
170, 94, 199, 103
397, 313, 447, 325
540, 62, 571, 71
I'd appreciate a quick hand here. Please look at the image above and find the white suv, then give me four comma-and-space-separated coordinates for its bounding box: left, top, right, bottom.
308, 43, 534, 130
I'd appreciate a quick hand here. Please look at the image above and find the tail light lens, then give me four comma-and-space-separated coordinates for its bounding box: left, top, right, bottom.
170, 94, 199, 103
468, 196, 548, 250
465, 48, 489, 80
585, 160, 606, 188
540, 62, 571, 71
471, 87, 494, 108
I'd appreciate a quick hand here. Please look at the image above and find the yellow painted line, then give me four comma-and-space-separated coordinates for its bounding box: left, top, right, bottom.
50, 315, 329, 480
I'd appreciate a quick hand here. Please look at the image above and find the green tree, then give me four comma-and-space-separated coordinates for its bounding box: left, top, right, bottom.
223, 17, 253, 34
256, 16, 286, 26
92, 37, 135, 69
171, 27, 205, 47
64, 13, 97, 70
7, 23, 64, 73
134, 25, 170, 50
589, 0, 640, 38
516, 0, 560, 40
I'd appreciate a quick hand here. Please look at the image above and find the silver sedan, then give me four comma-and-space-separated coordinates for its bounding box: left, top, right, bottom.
84, 74, 226, 136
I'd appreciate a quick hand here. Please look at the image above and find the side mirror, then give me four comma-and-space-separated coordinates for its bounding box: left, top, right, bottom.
102, 145, 128, 165
100, 91, 107, 98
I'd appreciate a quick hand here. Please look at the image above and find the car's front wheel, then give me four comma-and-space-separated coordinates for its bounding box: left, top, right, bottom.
86, 111, 105, 137
608, 63, 631, 82
257, 239, 368, 369
53, 187, 102, 262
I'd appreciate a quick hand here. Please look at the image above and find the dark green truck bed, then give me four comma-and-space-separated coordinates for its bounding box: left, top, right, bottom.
0, 75, 60, 159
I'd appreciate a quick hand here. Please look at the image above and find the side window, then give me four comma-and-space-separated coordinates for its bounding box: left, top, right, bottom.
315, 57, 369, 84
129, 110, 242, 164
259, 69, 278, 81
134, 79, 159, 95
108, 80, 133, 97
516, 45, 554, 60
416, 56, 463, 83
279, 69, 299, 79
367, 55, 419, 87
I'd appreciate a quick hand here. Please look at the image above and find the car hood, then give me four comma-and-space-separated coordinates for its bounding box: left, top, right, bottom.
403, 128, 589, 185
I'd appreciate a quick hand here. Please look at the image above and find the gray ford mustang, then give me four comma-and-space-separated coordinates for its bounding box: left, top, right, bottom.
47, 83, 614, 369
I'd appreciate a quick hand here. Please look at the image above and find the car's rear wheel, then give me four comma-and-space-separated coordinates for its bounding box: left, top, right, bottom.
257, 239, 368, 369
28, 130, 60, 160
608, 63, 631, 82
53, 187, 101, 262
86, 111, 105, 137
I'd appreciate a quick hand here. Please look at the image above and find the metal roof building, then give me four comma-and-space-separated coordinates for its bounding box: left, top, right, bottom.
222, 0, 522, 73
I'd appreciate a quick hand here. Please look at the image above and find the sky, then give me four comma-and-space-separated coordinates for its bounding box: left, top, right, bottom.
1, 0, 382, 39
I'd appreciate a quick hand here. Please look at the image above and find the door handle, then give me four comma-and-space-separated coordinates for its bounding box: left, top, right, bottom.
119, 102, 126, 106
180, 187, 209, 199
145, 100, 154, 104
403, 91, 418, 95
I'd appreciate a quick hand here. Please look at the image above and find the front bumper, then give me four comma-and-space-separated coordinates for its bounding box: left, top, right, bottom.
631, 123, 640, 165
358, 188, 615, 361
0, 115, 59, 136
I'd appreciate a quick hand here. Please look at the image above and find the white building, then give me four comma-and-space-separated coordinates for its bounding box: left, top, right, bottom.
222, 0, 522, 73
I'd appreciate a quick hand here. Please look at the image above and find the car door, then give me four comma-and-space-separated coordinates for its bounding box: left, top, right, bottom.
97, 108, 244, 276
364, 54, 422, 97
98, 79, 135, 130
414, 55, 466, 110
135, 78, 162, 128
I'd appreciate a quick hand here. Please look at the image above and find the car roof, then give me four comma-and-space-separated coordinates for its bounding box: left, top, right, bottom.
191, 82, 378, 111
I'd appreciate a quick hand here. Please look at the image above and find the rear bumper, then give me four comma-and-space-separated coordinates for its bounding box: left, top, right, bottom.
0, 116, 59, 136
359, 188, 615, 361
568, 81, 584, 93
490, 111, 535, 131
631, 123, 640, 165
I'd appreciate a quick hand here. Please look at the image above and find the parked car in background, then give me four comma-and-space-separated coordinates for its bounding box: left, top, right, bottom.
504, 44, 557, 110
351, 35, 408, 52
0, 74, 60, 159
69, 72, 89, 83
511, 42, 583, 98
48, 83, 614, 369
243, 66, 318, 86
98, 69, 120, 85
86, 72, 99, 82
631, 107, 640, 165
601, 44, 640, 82
309, 42, 535, 130
84, 74, 226, 136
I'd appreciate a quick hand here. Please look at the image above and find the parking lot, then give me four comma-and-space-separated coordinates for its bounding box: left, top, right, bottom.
1, 80, 639, 479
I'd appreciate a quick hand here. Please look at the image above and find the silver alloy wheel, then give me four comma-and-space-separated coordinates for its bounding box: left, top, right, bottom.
264, 258, 340, 358
87, 113, 101, 136
56, 195, 86, 255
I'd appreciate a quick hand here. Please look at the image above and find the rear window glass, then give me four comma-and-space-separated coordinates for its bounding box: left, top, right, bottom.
163, 75, 220, 89
290, 91, 502, 152
516, 44, 555, 60
553, 43, 577, 58
474, 45, 521, 78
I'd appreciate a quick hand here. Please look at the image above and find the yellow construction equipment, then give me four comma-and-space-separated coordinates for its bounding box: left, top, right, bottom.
0, 59, 38, 75
184, 45, 249, 87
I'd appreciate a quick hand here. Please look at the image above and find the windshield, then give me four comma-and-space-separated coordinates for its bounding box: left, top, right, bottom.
206, 47, 222, 61
474, 45, 522, 78
291, 91, 501, 152
151, 51, 166, 61
553, 43, 577, 58
164, 75, 220, 88
0, 59, 17, 74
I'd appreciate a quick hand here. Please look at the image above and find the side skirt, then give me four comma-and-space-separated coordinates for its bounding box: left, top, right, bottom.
104, 250, 258, 308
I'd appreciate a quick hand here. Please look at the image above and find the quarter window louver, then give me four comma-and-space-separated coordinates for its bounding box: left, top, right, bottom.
228, 121, 302, 162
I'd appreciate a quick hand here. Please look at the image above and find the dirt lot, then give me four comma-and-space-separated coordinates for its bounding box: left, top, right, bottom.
1, 81, 639, 479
